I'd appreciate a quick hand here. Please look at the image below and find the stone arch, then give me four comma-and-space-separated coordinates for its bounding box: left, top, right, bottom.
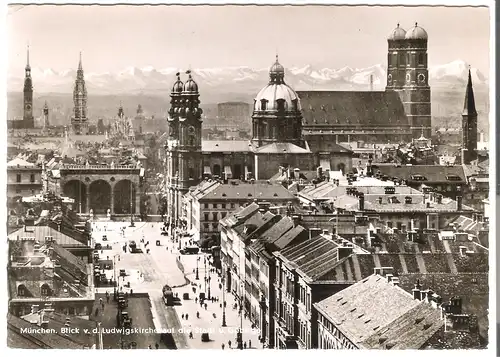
113, 179, 136, 214
63, 180, 87, 213
337, 163, 346, 173
89, 180, 112, 214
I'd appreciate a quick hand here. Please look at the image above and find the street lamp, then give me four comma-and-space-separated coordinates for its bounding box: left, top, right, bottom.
196, 256, 200, 280
204, 258, 207, 294
222, 275, 227, 327
237, 282, 244, 350
113, 254, 120, 301
129, 179, 135, 227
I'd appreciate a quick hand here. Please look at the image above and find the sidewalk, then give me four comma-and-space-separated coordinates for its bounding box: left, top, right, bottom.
172, 253, 263, 350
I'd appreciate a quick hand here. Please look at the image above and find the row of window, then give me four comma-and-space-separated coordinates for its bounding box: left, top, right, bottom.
203, 211, 228, 222
18, 284, 51, 296
14, 173, 37, 183
203, 202, 236, 209
298, 320, 311, 348
298, 286, 312, 313
203, 223, 219, 231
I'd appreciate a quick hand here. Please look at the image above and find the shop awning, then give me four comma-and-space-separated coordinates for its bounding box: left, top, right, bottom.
204, 166, 211, 175
320, 159, 331, 171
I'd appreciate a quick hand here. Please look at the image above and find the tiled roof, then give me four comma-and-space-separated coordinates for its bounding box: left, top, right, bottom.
8, 225, 87, 247
280, 235, 340, 280
260, 216, 294, 243
200, 182, 296, 201
190, 180, 221, 200
202, 140, 253, 152
375, 165, 466, 183
254, 142, 312, 154
448, 216, 488, 233
298, 91, 409, 128
315, 275, 422, 345
51, 242, 88, 279
273, 225, 307, 250
7, 158, 37, 167
222, 203, 260, 228
360, 302, 443, 349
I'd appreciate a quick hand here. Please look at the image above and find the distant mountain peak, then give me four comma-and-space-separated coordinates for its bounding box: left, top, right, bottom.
7, 60, 488, 95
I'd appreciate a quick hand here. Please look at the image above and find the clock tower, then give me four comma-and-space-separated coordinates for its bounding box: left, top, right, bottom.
23, 45, 35, 129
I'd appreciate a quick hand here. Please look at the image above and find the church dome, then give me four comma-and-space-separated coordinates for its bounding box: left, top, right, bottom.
405, 23, 428, 40
172, 72, 183, 93
183, 71, 199, 93
387, 24, 406, 40
254, 57, 301, 112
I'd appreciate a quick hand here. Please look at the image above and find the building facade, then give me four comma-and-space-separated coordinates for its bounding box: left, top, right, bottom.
7, 158, 43, 198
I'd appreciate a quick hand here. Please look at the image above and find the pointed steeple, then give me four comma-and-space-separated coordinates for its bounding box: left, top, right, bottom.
462, 67, 477, 116
78, 51, 83, 70
25, 45, 31, 71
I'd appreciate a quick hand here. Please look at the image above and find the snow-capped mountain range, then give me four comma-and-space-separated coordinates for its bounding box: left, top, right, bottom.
8, 60, 487, 95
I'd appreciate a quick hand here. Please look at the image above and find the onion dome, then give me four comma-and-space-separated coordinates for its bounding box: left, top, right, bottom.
387, 23, 406, 41
405, 22, 428, 40
269, 55, 285, 84
254, 56, 301, 112
183, 70, 199, 93
172, 72, 183, 93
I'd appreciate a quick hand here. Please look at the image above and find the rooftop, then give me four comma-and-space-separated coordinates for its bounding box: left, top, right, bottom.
375, 165, 466, 183
315, 274, 441, 348
199, 182, 296, 201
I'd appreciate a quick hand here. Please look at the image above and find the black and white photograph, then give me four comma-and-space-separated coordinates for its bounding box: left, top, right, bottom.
4, 1, 494, 351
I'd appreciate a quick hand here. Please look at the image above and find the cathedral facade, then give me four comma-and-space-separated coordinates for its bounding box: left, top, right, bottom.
164, 61, 353, 225
300, 23, 431, 145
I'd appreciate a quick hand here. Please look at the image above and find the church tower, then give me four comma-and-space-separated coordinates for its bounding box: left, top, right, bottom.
71, 52, 89, 135
461, 68, 478, 165
23, 45, 34, 128
386, 23, 431, 139
165, 71, 203, 226
42, 101, 49, 130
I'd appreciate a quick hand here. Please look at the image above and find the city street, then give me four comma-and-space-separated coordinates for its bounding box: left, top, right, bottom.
91, 221, 262, 349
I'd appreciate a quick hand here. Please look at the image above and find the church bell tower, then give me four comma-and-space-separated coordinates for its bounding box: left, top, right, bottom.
461, 68, 478, 165
23, 45, 34, 128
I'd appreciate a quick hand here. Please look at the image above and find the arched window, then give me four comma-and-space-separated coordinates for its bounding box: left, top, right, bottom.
213, 164, 221, 177
276, 99, 286, 112
17, 284, 26, 297
261, 99, 268, 111
418, 53, 425, 65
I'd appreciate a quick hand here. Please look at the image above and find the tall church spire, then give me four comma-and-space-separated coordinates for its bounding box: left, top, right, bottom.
461, 66, 478, 165
462, 67, 477, 116
71, 52, 89, 134
78, 51, 82, 70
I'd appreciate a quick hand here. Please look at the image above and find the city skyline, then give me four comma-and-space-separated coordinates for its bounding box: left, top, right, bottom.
7, 5, 490, 74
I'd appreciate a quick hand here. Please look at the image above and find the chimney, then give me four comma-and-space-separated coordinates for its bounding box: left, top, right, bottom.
309, 227, 322, 239
292, 215, 300, 227
316, 166, 323, 178
425, 289, 434, 304
379, 266, 394, 277
293, 168, 300, 180
322, 229, 329, 235
456, 196, 463, 211
412, 280, 422, 300
337, 244, 353, 260
358, 193, 365, 211
386, 274, 394, 283
391, 277, 400, 287
373, 267, 381, 275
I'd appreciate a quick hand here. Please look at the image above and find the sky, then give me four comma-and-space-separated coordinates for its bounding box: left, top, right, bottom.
7, 4, 491, 74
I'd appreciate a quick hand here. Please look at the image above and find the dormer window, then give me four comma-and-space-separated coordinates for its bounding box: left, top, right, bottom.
261, 99, 268, 111
41, 284, 51, 296
276, 99, 285, 112
17, 285, 26, 296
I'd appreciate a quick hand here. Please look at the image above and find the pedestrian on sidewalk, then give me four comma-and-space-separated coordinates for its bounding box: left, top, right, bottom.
181, 313, 185, 319
189, 331, 193, 339
228, 340, 232, 349
249, 340, 252, 348
185, 313, 189, 320
221, 343, 225, 350
195, 297, 198, 304
148, 345, 152, 349
243, 342, 247, 349
155, 343, 159, 349
204, 303, 207, 310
